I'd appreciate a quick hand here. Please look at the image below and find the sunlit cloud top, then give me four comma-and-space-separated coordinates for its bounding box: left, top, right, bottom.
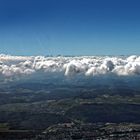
0, 55, 140, 81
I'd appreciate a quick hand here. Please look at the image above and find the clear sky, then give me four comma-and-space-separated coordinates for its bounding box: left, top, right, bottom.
0, 0, 140, 56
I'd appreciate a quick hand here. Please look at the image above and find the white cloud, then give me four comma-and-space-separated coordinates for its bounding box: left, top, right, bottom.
0, 55, 140, 79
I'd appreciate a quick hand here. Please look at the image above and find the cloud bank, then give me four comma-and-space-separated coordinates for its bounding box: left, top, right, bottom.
0, 54, 140, 79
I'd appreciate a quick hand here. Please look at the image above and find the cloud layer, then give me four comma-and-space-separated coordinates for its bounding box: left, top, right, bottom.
0, 54, 140, 79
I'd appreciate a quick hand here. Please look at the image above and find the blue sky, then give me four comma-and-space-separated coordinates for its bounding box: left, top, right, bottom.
0, 0, 140, 56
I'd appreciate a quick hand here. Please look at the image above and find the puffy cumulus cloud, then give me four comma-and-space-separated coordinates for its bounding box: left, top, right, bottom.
113, 61, 140, 76
64, 60, 88, 76
0, 54, 140, 79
